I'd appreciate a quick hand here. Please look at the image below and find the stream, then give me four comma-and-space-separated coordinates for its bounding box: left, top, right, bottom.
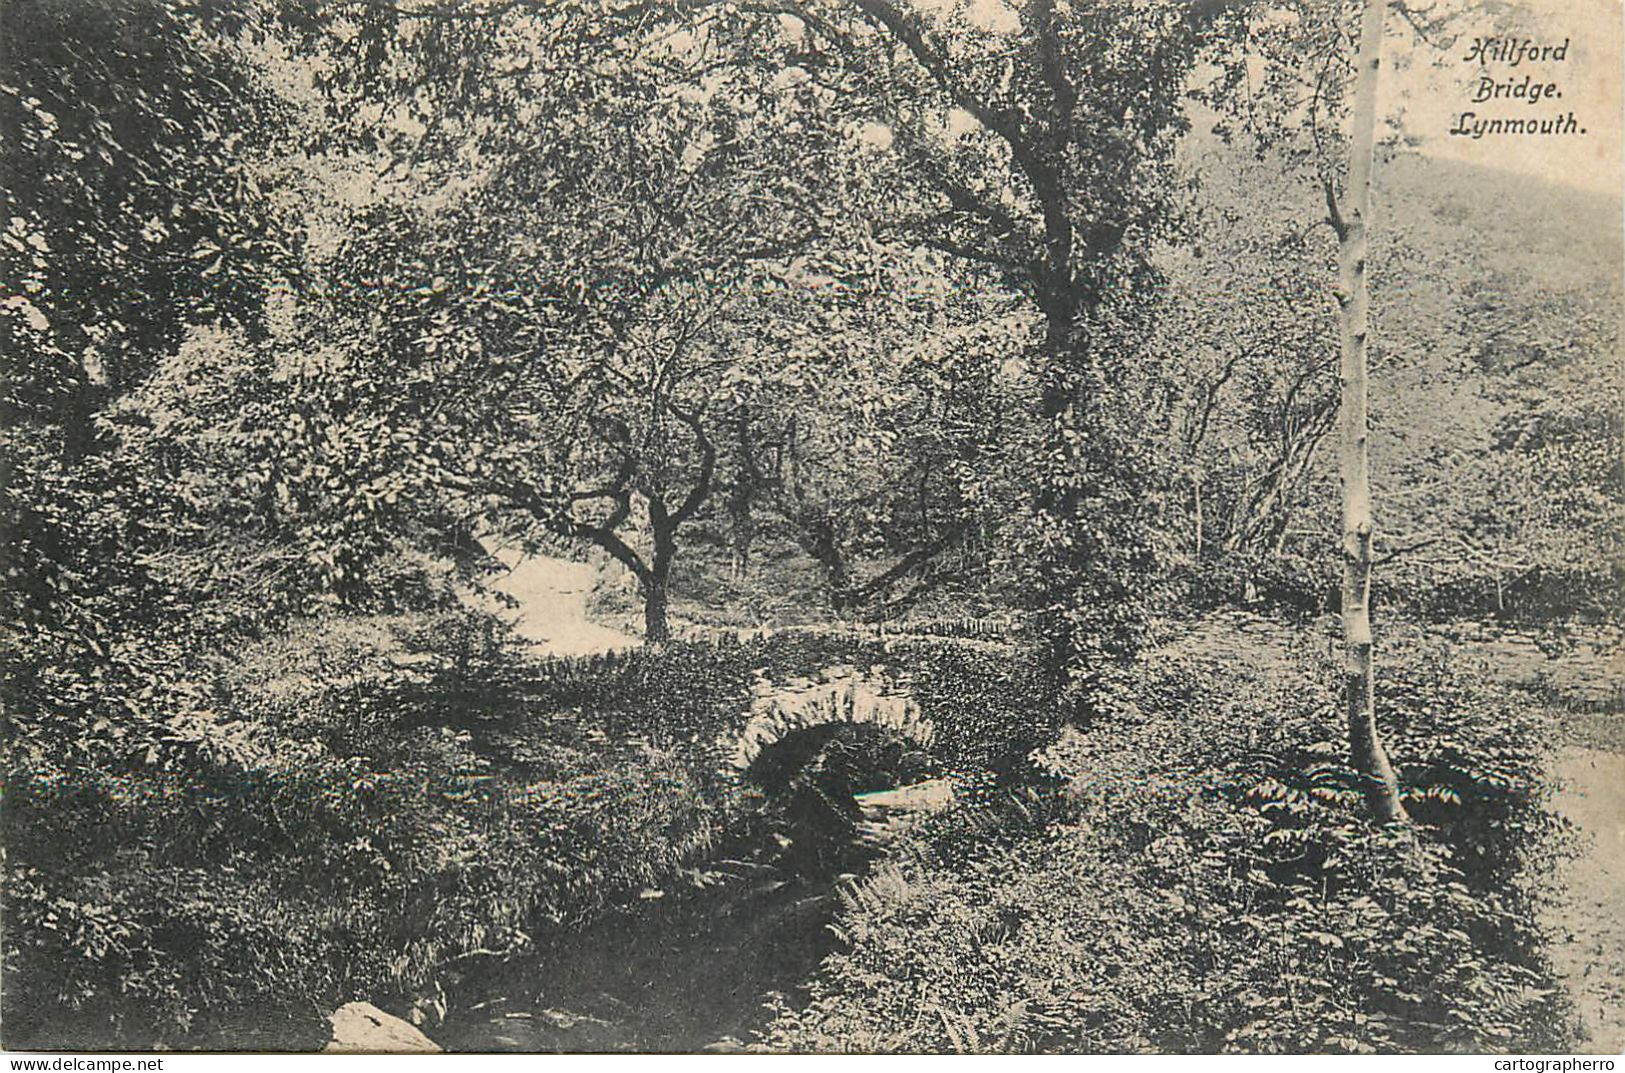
434, 868, 844, 1053
433, 746, 949, 1052
480, 552, 640, 657
443, 557, 930, 1051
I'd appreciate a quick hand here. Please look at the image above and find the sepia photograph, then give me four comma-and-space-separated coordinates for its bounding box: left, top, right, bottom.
1, 0, 1621, 1057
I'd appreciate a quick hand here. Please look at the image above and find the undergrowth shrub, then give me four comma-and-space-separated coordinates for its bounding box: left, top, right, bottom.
3, 611, 739, 1049
765, 619, 1577, 1054
4, 612, 1040, 1049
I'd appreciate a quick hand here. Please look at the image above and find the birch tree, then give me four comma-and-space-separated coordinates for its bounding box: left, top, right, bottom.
1195, 0, 1492, 822
1326, 0, 1408, 823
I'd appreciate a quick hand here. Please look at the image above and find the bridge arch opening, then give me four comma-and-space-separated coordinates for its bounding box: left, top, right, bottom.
723, 676, 945, 875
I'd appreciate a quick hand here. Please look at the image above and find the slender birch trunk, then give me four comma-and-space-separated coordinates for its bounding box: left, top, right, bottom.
1333, 0, 1408, 824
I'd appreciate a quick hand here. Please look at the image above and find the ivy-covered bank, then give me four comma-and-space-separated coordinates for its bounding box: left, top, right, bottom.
4, 610, 1588, 1053
1, 618, 1045, 1049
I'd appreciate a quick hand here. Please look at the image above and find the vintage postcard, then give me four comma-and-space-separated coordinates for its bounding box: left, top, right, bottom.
2, 0, 1620, 1058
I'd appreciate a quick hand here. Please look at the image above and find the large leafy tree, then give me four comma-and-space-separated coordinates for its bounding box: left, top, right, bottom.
270, 0, 880, 640
269, 0, 1237, 667
2, 0, 300, 771
1, 4, 323, 1043
746, 0, 1233, 698
1, 0, 295, 443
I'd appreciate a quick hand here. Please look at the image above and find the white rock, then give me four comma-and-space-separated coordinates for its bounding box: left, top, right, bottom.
324, 1002, 442, 1054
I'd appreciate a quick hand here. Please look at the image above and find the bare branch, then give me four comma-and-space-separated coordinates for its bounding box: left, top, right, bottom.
913, 233, 1029, 274
1371, 536, 1442, 565
669, 403, 717, 525
1324, 179, 1348, 240
850, 521, 969, 603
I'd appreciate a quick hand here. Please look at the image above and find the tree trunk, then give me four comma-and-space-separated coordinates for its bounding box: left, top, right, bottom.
726, 479, 756, 582
1192, 474, 1204, 562
727, 410, 759, 581
643, 575, 670, 644
1335, 0, 1408, 824
644, 529, 675, 644
796, 510, 852, 612
728, 508, 754, 582
1037, 308, 1077, 422
820, 543, 852, 613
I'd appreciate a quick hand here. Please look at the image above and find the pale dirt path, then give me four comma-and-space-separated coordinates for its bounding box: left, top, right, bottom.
484, 552, 639, 657
1545, 745, 1625, 1053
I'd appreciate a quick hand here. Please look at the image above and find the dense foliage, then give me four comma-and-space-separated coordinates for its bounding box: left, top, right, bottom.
2, 619, 1046, 1048
765, 624, 1578, 1053
1147, 148, 1621, 622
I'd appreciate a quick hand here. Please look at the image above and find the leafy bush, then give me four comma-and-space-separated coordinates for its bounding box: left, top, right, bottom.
765, 619, 1576, 1053
769, 804, 1566, 1053
3, 611, 741, 1049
